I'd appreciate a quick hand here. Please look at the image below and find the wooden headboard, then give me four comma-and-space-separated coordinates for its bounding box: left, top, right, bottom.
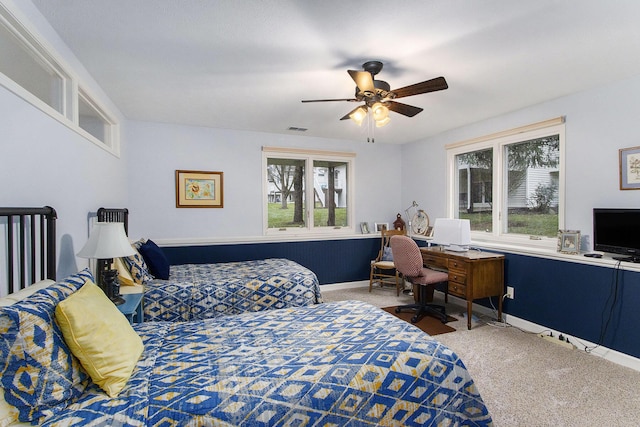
96, 208, 130, 281
97, 207, 129, 234
1, 206, 57, 295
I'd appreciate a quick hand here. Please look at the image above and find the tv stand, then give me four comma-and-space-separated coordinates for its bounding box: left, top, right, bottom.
612, 256, 640, 263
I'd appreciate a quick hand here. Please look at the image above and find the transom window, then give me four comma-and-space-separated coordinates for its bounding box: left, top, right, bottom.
263, 147, 354, 235
446, 118, 565, 248
0, 4, 119, 154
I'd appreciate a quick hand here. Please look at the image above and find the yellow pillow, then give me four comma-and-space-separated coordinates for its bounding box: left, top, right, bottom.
55, 280, 143, 397
114, 257, 135, 286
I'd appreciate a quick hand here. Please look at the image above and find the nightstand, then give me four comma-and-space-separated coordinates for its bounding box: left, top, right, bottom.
117, 292, 144, 324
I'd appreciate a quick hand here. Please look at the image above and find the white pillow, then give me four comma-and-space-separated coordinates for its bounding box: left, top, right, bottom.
0, 279, 55, 307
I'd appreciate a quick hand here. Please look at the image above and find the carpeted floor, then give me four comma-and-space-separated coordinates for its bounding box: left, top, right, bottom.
322, 284, 640, 427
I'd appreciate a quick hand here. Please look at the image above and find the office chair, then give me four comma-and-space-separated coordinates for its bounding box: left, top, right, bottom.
390, 235, 449, 324
369, 228, 406, 295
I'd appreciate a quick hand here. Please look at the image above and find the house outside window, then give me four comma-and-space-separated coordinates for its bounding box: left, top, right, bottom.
446, 118, 565, 249
263, 147, 354, 235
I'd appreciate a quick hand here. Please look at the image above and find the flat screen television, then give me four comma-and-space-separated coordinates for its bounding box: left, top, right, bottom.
593, 208, 640, 262
432, 218, 471, 252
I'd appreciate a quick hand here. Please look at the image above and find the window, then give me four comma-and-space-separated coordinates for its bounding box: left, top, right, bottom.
263, 147, 354, 234
0, 9, 69, 115
0, 4, 119, 154
78, 89, 117, 147
446, 117, 565, 248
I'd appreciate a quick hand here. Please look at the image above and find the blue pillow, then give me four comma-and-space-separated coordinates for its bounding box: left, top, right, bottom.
382, 246, 394, 261
138, 239, 170, 279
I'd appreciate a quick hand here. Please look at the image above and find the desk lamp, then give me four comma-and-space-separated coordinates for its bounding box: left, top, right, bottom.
77, 222, 135, 305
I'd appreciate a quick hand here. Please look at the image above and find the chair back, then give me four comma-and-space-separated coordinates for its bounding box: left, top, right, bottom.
377, 229, 406, 261
389, 235, 424, 278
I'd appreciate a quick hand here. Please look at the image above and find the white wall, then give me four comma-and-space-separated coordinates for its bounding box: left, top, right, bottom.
0, 0, 127, 280
401, 74, 640, 250
125, 121, 403, 241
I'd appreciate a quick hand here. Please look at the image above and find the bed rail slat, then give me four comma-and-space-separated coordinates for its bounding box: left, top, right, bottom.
1, 207, 57, 295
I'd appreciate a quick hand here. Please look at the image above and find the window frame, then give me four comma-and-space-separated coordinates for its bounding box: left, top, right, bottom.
445, 117, 566, 250
0, 4, 120, 156
262, 147, 355, 236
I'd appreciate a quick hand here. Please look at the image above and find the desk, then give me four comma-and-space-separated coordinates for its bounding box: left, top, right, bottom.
117, 292, 144, 324
421, 247, 505, 329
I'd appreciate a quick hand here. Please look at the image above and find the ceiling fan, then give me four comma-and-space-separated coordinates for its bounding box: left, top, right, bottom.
302, 60, 448, 128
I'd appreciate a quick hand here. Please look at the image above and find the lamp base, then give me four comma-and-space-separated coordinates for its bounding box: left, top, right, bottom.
102, 268, 125, 306
110, 295, 126, 306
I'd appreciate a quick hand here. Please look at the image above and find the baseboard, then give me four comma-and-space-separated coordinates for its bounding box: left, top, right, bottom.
321, 282, 640, 372
320, 280, 370, 292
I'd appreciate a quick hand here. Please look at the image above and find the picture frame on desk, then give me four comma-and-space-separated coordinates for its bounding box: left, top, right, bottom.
374, 223, 388, 232
557, 229, 580, 254
619, 146, 640, 190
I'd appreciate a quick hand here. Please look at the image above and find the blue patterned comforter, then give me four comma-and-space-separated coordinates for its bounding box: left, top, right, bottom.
143, 258, 322, 322
42, 300, 492, 426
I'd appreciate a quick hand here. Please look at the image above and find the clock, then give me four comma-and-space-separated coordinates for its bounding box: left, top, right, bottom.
411, 210, 430, 235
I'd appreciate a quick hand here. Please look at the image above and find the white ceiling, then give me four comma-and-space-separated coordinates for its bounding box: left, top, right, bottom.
31, 0, 640, 144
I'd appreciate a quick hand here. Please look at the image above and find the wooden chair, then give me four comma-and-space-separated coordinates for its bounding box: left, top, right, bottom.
369, 228, 406, 295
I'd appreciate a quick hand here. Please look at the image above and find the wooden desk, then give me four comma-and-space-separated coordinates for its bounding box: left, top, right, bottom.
421, 247, 505, 329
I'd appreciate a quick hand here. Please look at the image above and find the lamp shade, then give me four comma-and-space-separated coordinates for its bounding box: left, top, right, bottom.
77, 222, 136, 259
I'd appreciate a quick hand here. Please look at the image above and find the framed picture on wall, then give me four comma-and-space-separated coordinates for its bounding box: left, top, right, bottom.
175, 170, 224, 208
557, 229, 580, 254
619, 146, 640, 190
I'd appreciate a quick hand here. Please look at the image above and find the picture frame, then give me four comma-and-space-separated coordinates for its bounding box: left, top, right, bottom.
175, 170, 224, 208
360, 222, 370, 234
619, 146, 640, 190
557, 229, 581, 254
425, 226, 434, 237
374, 223, 388, 232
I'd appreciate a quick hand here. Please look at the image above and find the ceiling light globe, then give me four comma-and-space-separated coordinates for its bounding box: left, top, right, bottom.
372, 102, 389, 121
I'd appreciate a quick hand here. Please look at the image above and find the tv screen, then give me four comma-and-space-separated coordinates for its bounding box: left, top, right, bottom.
593, 208, 640, 259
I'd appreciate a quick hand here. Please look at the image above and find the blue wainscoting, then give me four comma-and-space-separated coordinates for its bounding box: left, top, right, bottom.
162, 238, 640, 359
502, 253, 640, 359
162, 237, 380, 286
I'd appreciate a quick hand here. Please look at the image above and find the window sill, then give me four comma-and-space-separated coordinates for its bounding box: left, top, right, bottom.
471, 240, 640, 273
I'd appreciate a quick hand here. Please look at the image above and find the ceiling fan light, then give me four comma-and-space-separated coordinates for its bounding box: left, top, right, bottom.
376, 116, 391, 127
371, 102, 389, 121
349, 106, 367, 126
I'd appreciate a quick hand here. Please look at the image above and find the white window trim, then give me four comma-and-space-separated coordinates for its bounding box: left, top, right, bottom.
445, 117, 566, 251
262, 146, 355, 236
0, 3, 120, 156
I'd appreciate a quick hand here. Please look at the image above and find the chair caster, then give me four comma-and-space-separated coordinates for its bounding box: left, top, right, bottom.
395, 307, 401, 314
410, 315, 419, 323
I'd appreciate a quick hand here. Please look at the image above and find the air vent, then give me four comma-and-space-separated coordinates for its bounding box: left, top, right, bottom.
288, 126, 308, 132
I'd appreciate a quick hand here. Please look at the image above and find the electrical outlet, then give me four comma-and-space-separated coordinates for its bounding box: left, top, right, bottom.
506, 286, 515, 299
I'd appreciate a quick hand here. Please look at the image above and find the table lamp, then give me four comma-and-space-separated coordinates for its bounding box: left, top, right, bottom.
77, 222, 135, 305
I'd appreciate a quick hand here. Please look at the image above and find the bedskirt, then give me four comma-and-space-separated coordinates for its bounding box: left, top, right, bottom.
142, 258, 323, 322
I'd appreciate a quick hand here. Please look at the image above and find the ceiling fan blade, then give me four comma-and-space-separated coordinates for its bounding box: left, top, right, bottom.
386, 101, 423, 117
301, 98, 358, 103
348, 70, 375, 94
340, 105, 367, 121
391, 76, 448, 99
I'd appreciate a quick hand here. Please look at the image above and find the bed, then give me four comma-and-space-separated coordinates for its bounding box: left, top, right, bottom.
97, 208, 323, 322
1, 207, 493, 426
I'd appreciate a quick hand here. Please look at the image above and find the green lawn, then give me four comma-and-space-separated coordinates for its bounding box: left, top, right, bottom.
460, 211, 558, 237
268, 203, 347, 228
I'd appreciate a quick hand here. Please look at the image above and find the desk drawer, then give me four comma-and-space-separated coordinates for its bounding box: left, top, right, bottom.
448, 282, 467, 297
422, 253, 448, 269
